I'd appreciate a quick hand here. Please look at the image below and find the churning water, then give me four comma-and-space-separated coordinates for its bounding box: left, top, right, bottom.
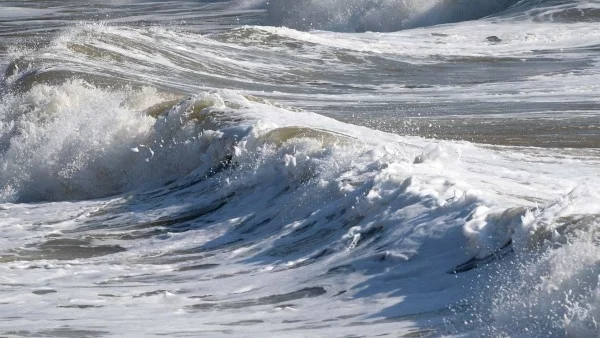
0, 0, 599, 336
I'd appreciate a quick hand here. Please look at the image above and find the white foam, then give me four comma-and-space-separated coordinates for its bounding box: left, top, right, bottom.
0, 82, 252, 202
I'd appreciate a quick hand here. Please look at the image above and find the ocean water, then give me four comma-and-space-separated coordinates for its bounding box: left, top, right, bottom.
0, 0, 599, 336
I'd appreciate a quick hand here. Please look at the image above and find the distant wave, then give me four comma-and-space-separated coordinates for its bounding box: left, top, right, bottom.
242, 0, 522, 32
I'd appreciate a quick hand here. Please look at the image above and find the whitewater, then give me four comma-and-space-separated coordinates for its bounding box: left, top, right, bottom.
0, 0, 599, 337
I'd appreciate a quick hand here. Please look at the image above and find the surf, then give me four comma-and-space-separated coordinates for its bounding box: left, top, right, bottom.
1, 1, 600, 336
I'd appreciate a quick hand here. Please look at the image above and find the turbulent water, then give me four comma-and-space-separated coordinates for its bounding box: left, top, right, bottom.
0, 0, 599, 336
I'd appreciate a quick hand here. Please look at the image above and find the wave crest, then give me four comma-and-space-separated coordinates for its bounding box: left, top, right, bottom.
0, 82, 251, 202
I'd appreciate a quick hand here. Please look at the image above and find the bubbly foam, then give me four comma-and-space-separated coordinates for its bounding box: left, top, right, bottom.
0, 82, 254, 202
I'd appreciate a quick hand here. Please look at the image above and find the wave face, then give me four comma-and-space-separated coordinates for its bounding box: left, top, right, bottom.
1, 1, 600, 337
261, 0, 521, 31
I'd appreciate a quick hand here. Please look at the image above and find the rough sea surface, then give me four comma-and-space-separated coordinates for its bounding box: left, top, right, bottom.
0, 0, 599, 337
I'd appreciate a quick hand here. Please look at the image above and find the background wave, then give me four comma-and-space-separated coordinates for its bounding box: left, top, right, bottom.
258, 0, 521, 32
